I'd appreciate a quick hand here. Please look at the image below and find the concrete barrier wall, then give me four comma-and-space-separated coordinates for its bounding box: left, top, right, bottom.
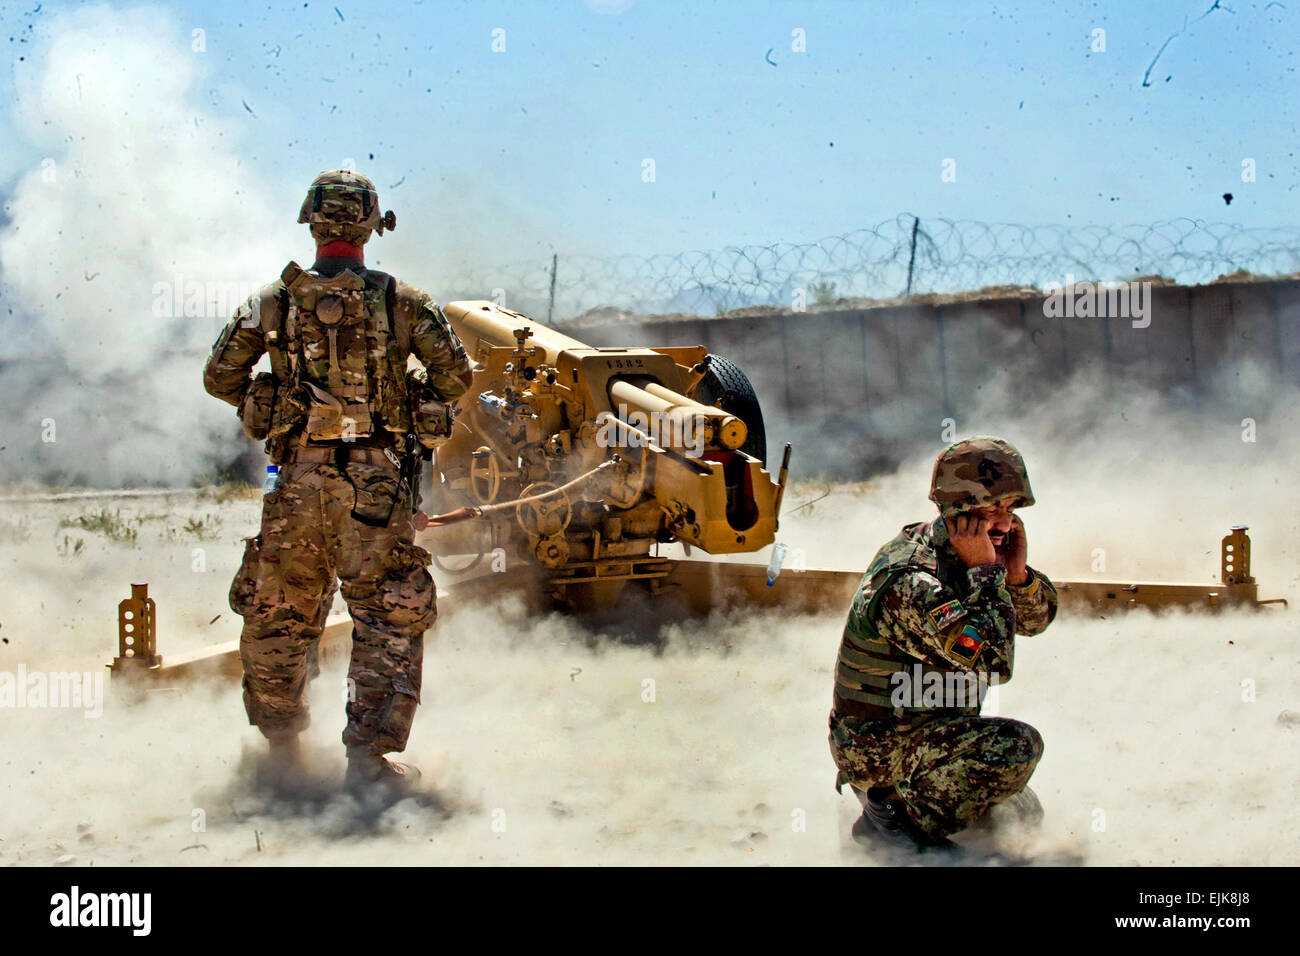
556, 277, 1300, 477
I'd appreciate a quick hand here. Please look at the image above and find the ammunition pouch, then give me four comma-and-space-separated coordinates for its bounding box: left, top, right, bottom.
349, 465, 403, 526
264, 382, 311, 463
407, 370, 454, 450
270, 382, 311, 437
303, 381, 346, 439
239, 374, 278, 441
296, 381, 373, 442
229, 535, 263, 616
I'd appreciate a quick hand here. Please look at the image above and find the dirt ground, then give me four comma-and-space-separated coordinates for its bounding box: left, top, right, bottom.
2, 474, 1296, 867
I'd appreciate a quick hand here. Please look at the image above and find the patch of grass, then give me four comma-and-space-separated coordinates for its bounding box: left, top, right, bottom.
56, 534, 86, 558
214, 481, 259, 504
196, 474, 259, 504
59, 508, 139, 546
181, 514, 223, 540
810, 279, 838, 306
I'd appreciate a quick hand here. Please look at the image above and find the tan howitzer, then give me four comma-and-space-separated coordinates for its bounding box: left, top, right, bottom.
423, 300, 791, 610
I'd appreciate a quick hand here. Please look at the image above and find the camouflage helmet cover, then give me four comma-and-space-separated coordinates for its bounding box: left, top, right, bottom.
297, 169, 396, 243
928, 437, 1035, 516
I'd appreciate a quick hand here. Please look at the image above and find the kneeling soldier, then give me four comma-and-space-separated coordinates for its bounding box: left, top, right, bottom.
828, 437, 1057, 850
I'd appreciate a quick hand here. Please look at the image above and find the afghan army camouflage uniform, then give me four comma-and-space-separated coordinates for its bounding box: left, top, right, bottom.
829, 438, 1058, 843
206, 170, 472, 758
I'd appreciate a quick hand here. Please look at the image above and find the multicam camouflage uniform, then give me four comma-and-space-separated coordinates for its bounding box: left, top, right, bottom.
828, 438, 1057, 842
206, 170, 472, 758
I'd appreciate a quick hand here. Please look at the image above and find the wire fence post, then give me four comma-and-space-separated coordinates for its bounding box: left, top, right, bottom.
935, 306, 951, 420
546, 253, 558, 325
904, 215, 920, 297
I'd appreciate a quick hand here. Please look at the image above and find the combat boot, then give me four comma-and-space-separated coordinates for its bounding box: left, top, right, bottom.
344, 749, 422, 801
971, 785, 1044, 832
854, 785, 955, 852
999, 785, 1044, 827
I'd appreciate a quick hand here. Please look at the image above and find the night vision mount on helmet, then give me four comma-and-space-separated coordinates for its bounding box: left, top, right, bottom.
297, 169, 396, 241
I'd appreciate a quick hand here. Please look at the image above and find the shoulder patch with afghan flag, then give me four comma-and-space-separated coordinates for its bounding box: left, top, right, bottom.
945, 624, 985, 664
927, 598, 966, 630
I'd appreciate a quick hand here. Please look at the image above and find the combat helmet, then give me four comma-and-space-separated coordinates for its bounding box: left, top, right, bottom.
297, 169, 396, 245
928, 436, 1035, 517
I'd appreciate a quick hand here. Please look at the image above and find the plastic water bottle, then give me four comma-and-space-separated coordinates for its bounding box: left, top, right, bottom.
262, 465, 279, 495
766, 542, 789, 587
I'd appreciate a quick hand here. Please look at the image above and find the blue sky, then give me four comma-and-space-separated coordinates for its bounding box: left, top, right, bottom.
0, 0, 1296, 265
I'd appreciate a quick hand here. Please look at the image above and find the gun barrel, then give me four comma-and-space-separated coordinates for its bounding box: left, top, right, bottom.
444, 301, 587, 363
607, 378, 747, 451
444, 302, 750, 455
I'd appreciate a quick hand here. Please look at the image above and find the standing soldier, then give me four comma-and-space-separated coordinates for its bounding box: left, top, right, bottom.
828, 437, 1057, 851
204, 169, 473, 795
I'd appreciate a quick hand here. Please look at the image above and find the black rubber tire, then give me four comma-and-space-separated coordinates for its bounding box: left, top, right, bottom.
690, 355, 767, 463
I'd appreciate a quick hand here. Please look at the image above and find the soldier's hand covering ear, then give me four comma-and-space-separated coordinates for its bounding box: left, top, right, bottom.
947, 513, 998, 568
997, 515, 1029, 586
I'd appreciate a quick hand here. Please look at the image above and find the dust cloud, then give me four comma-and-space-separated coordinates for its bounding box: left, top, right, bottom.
0, 5, 300, 488
773, 356, 1300, 598
2, 371, 1297, 866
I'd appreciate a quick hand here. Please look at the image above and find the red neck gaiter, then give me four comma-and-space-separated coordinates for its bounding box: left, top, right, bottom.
315, 240, 365, 264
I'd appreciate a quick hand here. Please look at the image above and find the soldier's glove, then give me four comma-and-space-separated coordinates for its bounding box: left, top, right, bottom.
407, 369, 455, 450
239, 373, 278, 441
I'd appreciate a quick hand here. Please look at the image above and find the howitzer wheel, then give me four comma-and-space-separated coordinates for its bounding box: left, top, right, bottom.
470, 446, 502, 505
430, 518, 492, 575
432, 550, 486, 575
691, 354, 767, 463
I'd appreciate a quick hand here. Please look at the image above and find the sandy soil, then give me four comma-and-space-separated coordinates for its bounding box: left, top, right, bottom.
1, 478, 1296, 867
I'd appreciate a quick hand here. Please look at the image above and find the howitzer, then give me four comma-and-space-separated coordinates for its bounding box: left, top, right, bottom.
422, 301, 792, 611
